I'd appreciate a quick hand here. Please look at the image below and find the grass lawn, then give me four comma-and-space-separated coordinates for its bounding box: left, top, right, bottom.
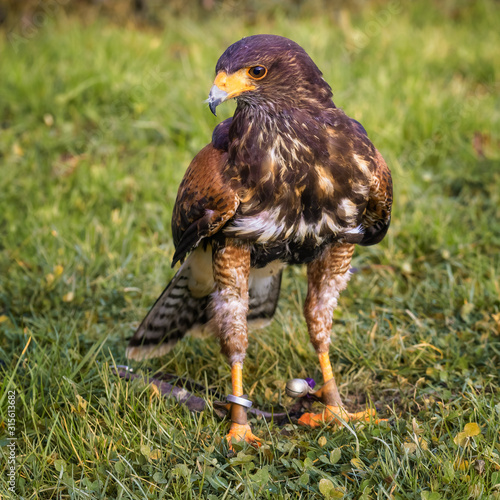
1, 1, 500, 498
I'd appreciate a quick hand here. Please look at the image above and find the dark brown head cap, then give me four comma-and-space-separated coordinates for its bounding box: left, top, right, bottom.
216, 35, 312, 72
215, 34, 333, 108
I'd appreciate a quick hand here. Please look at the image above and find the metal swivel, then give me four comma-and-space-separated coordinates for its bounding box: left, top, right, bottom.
286, 378, 315, 398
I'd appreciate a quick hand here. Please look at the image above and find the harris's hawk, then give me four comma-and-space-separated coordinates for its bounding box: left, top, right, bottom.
127, 35, 393, 446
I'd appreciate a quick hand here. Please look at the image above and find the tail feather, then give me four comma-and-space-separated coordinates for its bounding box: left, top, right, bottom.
127, 249, 213, 361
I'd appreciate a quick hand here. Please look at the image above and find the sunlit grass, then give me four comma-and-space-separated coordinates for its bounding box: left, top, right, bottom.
0, 1, 499, 498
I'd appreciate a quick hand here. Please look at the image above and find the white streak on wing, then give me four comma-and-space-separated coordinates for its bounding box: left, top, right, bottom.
294, 211, 363, 244
317, 168, 335, 196
269, 147, 278, 164
295, 216, 309, 243
344, 224, 364, 235
230, 204, 364, 245
261, 170, 273, 183
337, 198, 358, 224
353, 153, 372, 176
284, 224, 295, 238
321, 212, 342, 234
352, 182, 370, 197
290, 136, 311, 154
295, 214, 323, 244
228, 207, 284, 242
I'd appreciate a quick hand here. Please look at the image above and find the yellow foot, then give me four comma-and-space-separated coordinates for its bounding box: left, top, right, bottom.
298, 405, 384, 428
225, 423, 262, 450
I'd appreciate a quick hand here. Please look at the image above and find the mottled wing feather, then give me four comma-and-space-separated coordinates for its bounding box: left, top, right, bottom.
359, 148, 393, 246
321, 115, 392, 247
171, 143, 239, 265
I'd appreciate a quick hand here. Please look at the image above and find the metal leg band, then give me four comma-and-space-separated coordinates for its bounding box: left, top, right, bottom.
227, 394, 253, 408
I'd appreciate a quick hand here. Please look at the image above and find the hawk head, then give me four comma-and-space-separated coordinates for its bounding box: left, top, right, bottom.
207, 34, 334, 115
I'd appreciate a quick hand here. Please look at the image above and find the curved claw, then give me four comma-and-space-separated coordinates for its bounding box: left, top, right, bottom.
226, 423, 262, 450
298, 405, 385, 428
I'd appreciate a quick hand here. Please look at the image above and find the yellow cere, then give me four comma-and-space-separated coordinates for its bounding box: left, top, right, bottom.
213, 69, 256, 99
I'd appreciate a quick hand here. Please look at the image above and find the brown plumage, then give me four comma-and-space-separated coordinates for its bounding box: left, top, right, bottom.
127, 35, 392, 444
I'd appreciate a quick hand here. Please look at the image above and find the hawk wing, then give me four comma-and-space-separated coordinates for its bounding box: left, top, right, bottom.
171, 133, 239, 266
319, 113, 392, 247
346, 118, 393, 246
359, 147, 393, 246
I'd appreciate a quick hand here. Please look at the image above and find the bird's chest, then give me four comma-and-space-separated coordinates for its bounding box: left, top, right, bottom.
225, 140, 325, 236
222, 116, 366, 265
224, 165, 355, 267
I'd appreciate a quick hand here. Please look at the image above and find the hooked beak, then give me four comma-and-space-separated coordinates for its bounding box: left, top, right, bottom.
207, 85, 229, 116
206, 69, 256, 116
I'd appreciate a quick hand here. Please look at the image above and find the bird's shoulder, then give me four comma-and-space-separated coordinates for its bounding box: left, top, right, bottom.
171, 128, 239, 265
212, 117, 232, 151
322, 108, 371, 157
322, 108, 390, 186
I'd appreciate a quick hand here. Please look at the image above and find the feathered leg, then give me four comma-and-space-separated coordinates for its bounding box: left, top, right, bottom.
298, 243, 378, 427
212, 240, 261, 448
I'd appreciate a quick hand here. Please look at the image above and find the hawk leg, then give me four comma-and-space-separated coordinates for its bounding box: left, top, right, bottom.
298, 352, 377, 427
212, 241, 261, 449
298, 243, 381, 428
225, 362, 261, 448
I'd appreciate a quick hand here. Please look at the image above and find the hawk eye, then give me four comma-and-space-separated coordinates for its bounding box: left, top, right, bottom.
247, 66, 267, 79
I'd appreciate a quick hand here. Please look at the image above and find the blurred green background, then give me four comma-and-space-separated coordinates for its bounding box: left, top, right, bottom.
0, 1, 499, 498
